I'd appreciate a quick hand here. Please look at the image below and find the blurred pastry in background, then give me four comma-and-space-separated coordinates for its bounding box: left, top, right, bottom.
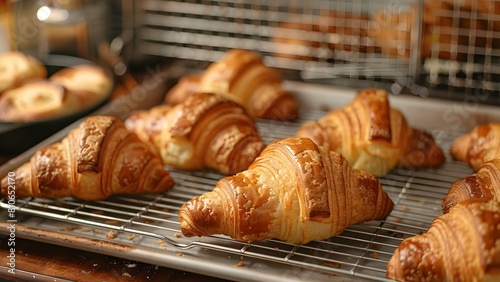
271, 19, 322, 61
318, 11, 375, 54
369, 1, 488, 61
0, 51, 47, 94
50, 64, 113, 108
0, 80, 82, 122
164, 74, 201, 105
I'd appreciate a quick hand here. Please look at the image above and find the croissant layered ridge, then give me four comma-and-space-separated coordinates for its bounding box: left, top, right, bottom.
165, 49, 299, 121
125, 93, 266, 175
296, 88, 445, 176
442, 158, 500, 213
450, 123, 500, 171
0, 116, 174, 200
387, 199, 500, 282
178, 137, 394, 244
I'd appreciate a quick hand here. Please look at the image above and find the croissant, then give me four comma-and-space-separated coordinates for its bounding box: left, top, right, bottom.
178, 137, 394, 244
450, 123, 500, 171
125, 93, 265, 175
386, 198, 500, 282
442, 158, 500, 213
198, 49, 299, 121
164, 74, 201, 105
0, 116, 174, 200
295, 88, 445, 176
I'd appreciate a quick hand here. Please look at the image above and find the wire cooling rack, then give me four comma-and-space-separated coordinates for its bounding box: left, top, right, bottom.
0, 108, 475, 282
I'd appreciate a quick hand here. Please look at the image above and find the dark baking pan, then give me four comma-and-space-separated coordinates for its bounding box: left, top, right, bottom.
0, 54, 112, 155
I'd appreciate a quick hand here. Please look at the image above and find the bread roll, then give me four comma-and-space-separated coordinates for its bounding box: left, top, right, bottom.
0, 80, 82, 122
0, 52, 47, 94
50, 65, 113, 107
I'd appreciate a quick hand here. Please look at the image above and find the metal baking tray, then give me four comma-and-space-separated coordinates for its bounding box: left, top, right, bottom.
1, 81, 499, 282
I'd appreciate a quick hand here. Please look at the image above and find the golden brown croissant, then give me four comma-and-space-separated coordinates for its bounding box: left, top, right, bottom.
125, 93, 265, 175
386, 198, 500, 282
0, 80, 82, 122
178, 137, 394, 244
0, 52, 47, 94
164, 74, 201, 105
442, 158, 500, 213
450, 123, 500, 171
198, 49, 299, 121
0, 116, 174, 200
295, 88, 445, 176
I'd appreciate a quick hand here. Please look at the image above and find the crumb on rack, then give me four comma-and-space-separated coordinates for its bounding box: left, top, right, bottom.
321, 262, 341, 269
128, 234, 135, 240
371, 252, 379, 259
157, 239, 167, 248
93, 229, 103, 234
234, 261, 245, 267
106, 231, 117, 239
393, 232, 404, 238
176, 253, 184, 257
144, 218, 155, 224
104, 220, 119, 225
401, 205, 409, 212
59, 225, 80, 231
174, 233, 182, 238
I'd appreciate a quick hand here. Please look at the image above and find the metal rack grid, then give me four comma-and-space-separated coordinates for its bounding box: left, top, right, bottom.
0, 110, 475, 282
131, 0, 500, 103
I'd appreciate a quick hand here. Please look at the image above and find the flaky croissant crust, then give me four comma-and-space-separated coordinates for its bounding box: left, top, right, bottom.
126, 93, 265, 175
442, 157, 500, 213
387, 198, 500, 282
179, 137, 394, 244
450, 123, 500, 171
0, 116, 174, 200
296, 88, 445, 176
198, 49, 299, 120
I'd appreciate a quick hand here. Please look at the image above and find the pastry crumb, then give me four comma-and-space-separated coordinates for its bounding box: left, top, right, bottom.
234, 261, 245, 267
393, 232, 404, 238
174, 233, 182, 238
106, 231, 117, 239
59, 225, 80, 231
105, 220, 119, 225
128, 234, 135, 240
321, 262, 341, 269
176, 253, 184, 257
371, 252, 379, 259
157, 239, 167, 248
93, 229, 102, 234
122, 272, 131, 277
